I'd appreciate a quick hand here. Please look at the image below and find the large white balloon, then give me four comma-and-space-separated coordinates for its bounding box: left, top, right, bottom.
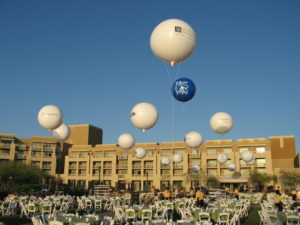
130, 102, 158, 131
150, 19, 197, 66
161, 157, 170, 166
134, 147, 146, 159
217, 153, 228, 164
210, 112, 233, 135
37, 105, 63, 130
227, 163, 236, 171
191, 165, 200, 173
241, 150, 254, 162
173, 154, 183, 163
247, 158, 255, 165
185, 131, 203, 148
51, 123, 70, 141
118, 133, 135, 150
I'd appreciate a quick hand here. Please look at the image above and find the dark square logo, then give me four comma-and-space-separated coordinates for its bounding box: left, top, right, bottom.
175, 26, 182, 33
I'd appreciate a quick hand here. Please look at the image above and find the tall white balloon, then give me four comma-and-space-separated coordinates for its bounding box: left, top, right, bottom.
37, 105, 63, 130
210, 112, 233, 135
217, 153, 228, 164
51, 123, 70, 141
173, 154, 183, 163
185, 131, 203, 148
130, 102, 158, 131
118, 133, 135, 150
241, 150, 254, 162
161, 157, 170, 166
150, 19, 197, 66
227, 163, 236, 171
191, 165, 200, 173
134, 147, 146, 159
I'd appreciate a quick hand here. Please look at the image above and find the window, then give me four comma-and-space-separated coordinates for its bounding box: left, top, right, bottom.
256, 158, 266, 167
192, 149, 200, 154
207, 169, 217, 176
220, 169, 232, 176
207, 159, 217, 167
161, 150, 171, 156
239, 148, 249, 153
223, 148, 232, 154
207, 149, 216, 155
256, 147, 266, 154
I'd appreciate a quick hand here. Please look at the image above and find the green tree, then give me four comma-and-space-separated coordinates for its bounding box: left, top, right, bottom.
207, 176, 220, 188
0, 161, 55, 193
249, 171, 272, 191
280, 170, 300, 190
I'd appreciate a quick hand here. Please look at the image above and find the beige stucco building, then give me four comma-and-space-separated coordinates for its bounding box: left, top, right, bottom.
0, 124, 298, 191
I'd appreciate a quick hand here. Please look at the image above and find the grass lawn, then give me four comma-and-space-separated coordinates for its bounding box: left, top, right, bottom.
241, 205, 261, 225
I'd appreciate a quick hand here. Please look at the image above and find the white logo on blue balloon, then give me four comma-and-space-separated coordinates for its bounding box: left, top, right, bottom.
175, 81, 189, 95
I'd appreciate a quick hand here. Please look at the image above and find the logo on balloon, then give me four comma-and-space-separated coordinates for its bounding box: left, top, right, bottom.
175, 81, 189, 95
175, 26, 182, 33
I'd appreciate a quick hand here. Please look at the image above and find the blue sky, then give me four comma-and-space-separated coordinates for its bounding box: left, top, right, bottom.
0, 0, 299, 150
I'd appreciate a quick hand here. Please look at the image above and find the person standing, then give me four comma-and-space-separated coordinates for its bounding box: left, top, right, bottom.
196, 188, 205, 208
234, 187, 239, 200
275, 190, 283, 211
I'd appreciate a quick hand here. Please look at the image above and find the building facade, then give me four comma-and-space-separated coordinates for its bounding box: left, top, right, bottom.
0, 124, 297, 191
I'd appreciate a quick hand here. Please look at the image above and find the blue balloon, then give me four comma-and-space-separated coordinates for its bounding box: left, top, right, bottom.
171, 77, 196, 102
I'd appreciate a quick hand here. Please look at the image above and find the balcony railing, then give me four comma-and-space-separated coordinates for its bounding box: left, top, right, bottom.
118, 174, 125, 178
1, 143, 11, 149
16, 145, 26, 150
69, 165, 76, 169
103, 174, 112, 177
31, 146, 42, 151
43, 147, 53, 152
1, 152, 10, 156
173, 164, 183, 169
42, 165, 51, 169
78, 165, 87, 169
207, 164, 217, 168
174, 174, 184, 176
69, 173, 76, 176
161, 165, 170, 169
144, 165, 153, 169
256, 163, 266, 167
118, 155, 128, 160
132, 165, 141, 169
78, 173, 86, 176
16, 154, 26, 159
43, 154, 52, 158
103, 165, 112, 169
132, 174, 141, 177
117, 165, 128, 169
189, 154, 200, 158
161, 174, 171, 178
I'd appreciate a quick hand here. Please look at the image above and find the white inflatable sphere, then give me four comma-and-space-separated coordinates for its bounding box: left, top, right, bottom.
210, 112, 233, 135
185, 131, 203, 148
227, 163, 236, 171
134, 147, 146, 159
150, 19, 197, 65
37, 105, 63, 130
161, 157, 170, 166
191, 165, 200, 173
217, 153, 228, 164
51, 123, 70, 141
173, 154, 183, 163
241, 150, 254, 162
130, 102, 159, 131
118, 133, 135, 150
247, 158, 255, 165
